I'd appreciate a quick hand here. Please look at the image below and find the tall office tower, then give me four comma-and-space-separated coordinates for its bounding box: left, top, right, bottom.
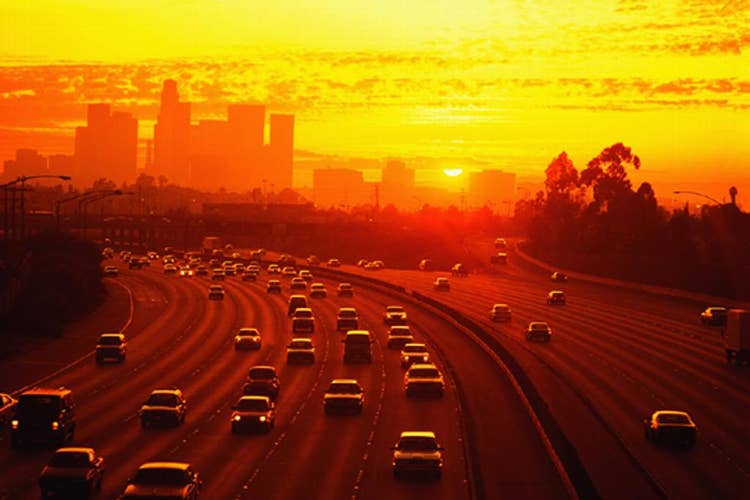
1, 149, 48, 181
467, 169, 516, 214
189, 120, 230, 192
313, 168, 367, 208
227, 104, 265, 190
268, 114, 294, 192
153, 79, 191, 185
381, 159, 415, 209
74, 104, 138, 188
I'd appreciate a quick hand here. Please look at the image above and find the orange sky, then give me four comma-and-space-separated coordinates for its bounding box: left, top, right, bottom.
1, 1, 749, 201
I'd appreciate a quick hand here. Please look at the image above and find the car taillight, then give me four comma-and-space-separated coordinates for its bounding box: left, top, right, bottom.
259, 416, 267, 422
233, 415, 241, 422
422, 355, 428, 362
11, 419, 19, 429
51, 421, 59, 430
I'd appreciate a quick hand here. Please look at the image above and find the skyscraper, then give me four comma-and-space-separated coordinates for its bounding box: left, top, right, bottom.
153, 79, 191, 185
381, 160, 415, 209
227, 104, 265, 190
269, 114, 294, 192
468, 170, 516, 213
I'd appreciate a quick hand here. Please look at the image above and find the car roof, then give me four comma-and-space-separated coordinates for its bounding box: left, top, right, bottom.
289, 294, 306, 299
238, 328, 260, 334
653, 410, 691, 418
339, 307, 357, 312
409, 363, 438, 370
22, 387, 71, 397
99, 333, 124, 338
138, 462, 190, 471
150, 389, 182, 395
339, 282, 352, 286
493, 303, 510, 308
403, 343, 426, 348
238, 395, 270, 403
330, 378, 359, 385
549, 290, 564, 294
311, 282, 325, 287
346, 330, 371, 336
249, 365, 276, 371
54, 447, 95, 454
399, 431, 436, 439
290, 337, 313, 344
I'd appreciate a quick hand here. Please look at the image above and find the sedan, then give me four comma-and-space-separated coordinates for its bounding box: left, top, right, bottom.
122, 462, 201, 499
231, 396, 275, 433
700, 306, 727, 326
39, 447, 104, 497
643, 410, 697, 449
235, 328, 262, 350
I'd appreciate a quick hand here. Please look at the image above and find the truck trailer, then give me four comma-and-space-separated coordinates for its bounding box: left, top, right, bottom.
725, 309, 750, 365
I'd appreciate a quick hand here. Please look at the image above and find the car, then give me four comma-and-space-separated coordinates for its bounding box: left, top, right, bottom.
387, 326, 414, 349
490, 252, 508, 264
195, 265, 208, 276
164, 263, 178, 274
489, 303, 512, 322
122, 462, 201, 499
211, 269, 225, 281
290, 277, 307, 291
324, 379, 364, 415
235, 328, 262, 350
364, 262, 379, 270
357, 259, 369, 267
223, 265, 236, 276
231, 396, 275, 433
451, 263, 468, 277
433, 277, 450, 291
287, 294, 309, 316
267, 264, 280, 274
494, 237, 507, 249
246, 263, 261, 274
0, 393, 18, 427
208, 284, 225, 300
299, 269, 313, 281
242, 271, 258, 282
286, 338, 315, 364
384, 305, 408, 326
267, 279, 282, 294
392, 431, 444, 479
343, 330, 373, 363
337, 282, 354, 297
282, 266, 297, 277
292, 307, 315, 333
209, 258, 220, 268
95, 333, 127, 363
251, 249, 265, 259
306, 255, 320, 266
400, 343, 429, 368
337, 307, 360, 331
327, 258, 342, 267
278, 254, 296, 266
526, 321, 552, 342
244, 366, 280, 400
147, 251, 159, 260
102, 247, 114, 258
140, 389, 187, 428
700, 306, 728, 326
103, 265, 119, 277
231, 252, 242, 260
405, 363, 445, 397
551, 271, 568, 282
11, 387, 76, 448
129, 258, 143, 270
233, 263, 245, 274
179, 266, 194, 277
221, 260, 234, 269
643, 410, 697, 449
310, 282, 327, 298
139, 256, 150, 267
547, 290, 566, 305
418, 259, 433, 271
38, 447, 104, 497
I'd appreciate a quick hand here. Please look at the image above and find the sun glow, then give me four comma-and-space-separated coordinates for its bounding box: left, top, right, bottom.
443, 169, 463, 177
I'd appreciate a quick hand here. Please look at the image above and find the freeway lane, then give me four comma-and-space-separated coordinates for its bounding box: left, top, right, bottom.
334, 253, 750, 498
0, 259, 569, 499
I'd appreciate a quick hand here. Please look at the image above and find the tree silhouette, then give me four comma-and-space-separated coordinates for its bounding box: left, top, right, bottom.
580, 143, 641, 211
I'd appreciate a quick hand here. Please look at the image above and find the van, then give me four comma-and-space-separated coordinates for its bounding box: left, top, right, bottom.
288, 295, 309, 317
343, 330, 373, 363
11, 387, 76, 448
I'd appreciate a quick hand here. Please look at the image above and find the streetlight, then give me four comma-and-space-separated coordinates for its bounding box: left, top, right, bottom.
673, 190, 722, 207
81, 191, 133, 241
55, 189, 122, 231
1, 174, 71, 240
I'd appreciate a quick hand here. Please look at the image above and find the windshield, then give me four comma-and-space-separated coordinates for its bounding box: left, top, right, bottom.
398, 437, 438, 451
657, 413, 691, 424
133, 468, 189, 486
99, 336, 122, 345
239, 329, 259, 337
409, 368, 440, 378
17, 395, 61, 416
289, 341, 312, 349
146, 394, 179, 406
387, 307, 404, 313
249, 368, 275, 380
328, 383, 361, 394
49, 451, 90, 468
403, 345, 427, 353
339, 310, 356, 318
294, 310, 313, 318
236, 399, 269, 411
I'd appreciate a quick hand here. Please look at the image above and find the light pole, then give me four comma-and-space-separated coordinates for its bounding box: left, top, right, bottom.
1, 174, 71, 240
56, 189, 122, 232
673, 190, 722, 208
81, 191, 133, 241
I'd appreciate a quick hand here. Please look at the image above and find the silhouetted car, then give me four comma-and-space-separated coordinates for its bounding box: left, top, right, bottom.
140, 389, 187, 428
38, 447, 104, 497
343, 330, 373, 363
643, 410, 697, 449
405, 363, 445, 397
179, 266, 194, 277
234, 328, 261, 350
122, 462, 201, 499
451, 263, 467, 277
387, 326, 414, 349
550, 271, 568, 282
700, 306, 728, 326
95, 333, 127, 363
392, 431, 444, 480
292, 308, 315, 333
357, 259, 369, 267
310, 282, 327, 298
299, 269, 313, 281
0, 393, 18, 427
526, 321, 552, 342
267, 279, 282, 294
489, 304, 512, 322
129, 258, 143, 270
336, 307, 359, 331
223, 265, 236, 276
434, 277, 450, 291
419, 259, 433, 271
282, 266, 297, 277
385, 305, 408, 326
286, 338, 315, 364
337, 282, 354, 297
11, 387, 76, 448
327, 258, 342, 267
242, 270, 258, 282
267, 264, 280, 274
287, 295, 309, 316
103, 265, 119, 277
306, 255, 320, 266
490, 252, 508, 264
211, 269, 225, 281
547, 290, 566, 305
494, 237, 507, 250
244, 366, 280, 401
208, 285, 225, 300
400, 343, 429, 368
231, 396, 275, 433
195, 265, 208, 276
164, 264, 178, 274
324, 379, 364, 415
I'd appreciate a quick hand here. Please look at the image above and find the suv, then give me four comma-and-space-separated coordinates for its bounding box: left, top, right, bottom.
526, 321, 552, 342
244, 366, 280, 401
337, 307, 359, 331
122, 462, 201, 499
337, 282, 354, 297
384, 305, 408, 326
287, 295, 309, 316
405, 363, 445, 397
292, 308, 315, 333
95, 333, 127, 363
140, 389, 187, 428
324, 379, 364, 415
38, 447, 105, 497
11, 387, 76, 448
387, 326, 414, 349
400, 343, 429, 368
343, 330, 373, 363
489, 304, 512, 322
392, 431, 444, 479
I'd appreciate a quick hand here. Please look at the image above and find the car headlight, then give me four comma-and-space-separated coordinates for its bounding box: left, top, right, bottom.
259, 416, 267, 422
235, 336, 242, 342
233, 415, 241, 422
422, 355, 428, 362
11, 419, 19, 429
51, 421, 59, 430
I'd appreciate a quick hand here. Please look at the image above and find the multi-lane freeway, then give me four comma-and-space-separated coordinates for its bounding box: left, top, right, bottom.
2, 247, 749, 499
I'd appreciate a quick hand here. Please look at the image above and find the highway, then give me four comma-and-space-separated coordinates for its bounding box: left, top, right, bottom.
0, 257, 569, 499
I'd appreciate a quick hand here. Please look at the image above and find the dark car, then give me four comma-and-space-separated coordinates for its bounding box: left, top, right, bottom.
337, 282, 354, 297
547, 290, 566, 305
392, 431, 444, 480
387, 326, 414, 349
286, 338, 315, 364
231, 396, 275, 434
242, 271, 258, 282
489, 303, 512, 322
405, 363, 445, 397
526, 321, 552, 342
433, 277, 450, 291
327, 258, 342, 267
490, 252, 508, 264
324, 379, 364, 415
451, 263, 468, 277
208, 285, 225, 300
287, 295, 308, 317
643, 410, 697, 449
244, 366, 280, 401
418, 259, 433, 271
122, 462, 201, 499
267, 279, 282, 294
234, 328, 262, 350
337, 307, 359, 331
550, 271, 568, 282
700, 306, 728, 326
95, 332, 127, 363
140, 389, 187, 428
310, 283, 327, 298
400, 343, 429, 368
11, 387, 76, 448
39, 447, 104, 498
103, 265, 119, 277
384, 305, 408, 326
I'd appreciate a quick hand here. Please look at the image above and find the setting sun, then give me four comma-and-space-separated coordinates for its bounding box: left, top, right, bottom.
443, 169, 463, 178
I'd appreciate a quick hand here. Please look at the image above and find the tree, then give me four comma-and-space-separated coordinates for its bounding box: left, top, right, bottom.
580, 143, 641, 211
544, 152, 579, 197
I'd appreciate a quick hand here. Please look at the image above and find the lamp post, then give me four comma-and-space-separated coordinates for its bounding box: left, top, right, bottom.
1, 174, 71, 240
56, 189, 122, 232
81, 191, 133, 241
672, 190, 722, 211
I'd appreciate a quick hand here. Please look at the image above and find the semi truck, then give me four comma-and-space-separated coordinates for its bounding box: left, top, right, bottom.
725, 309, 750, 365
